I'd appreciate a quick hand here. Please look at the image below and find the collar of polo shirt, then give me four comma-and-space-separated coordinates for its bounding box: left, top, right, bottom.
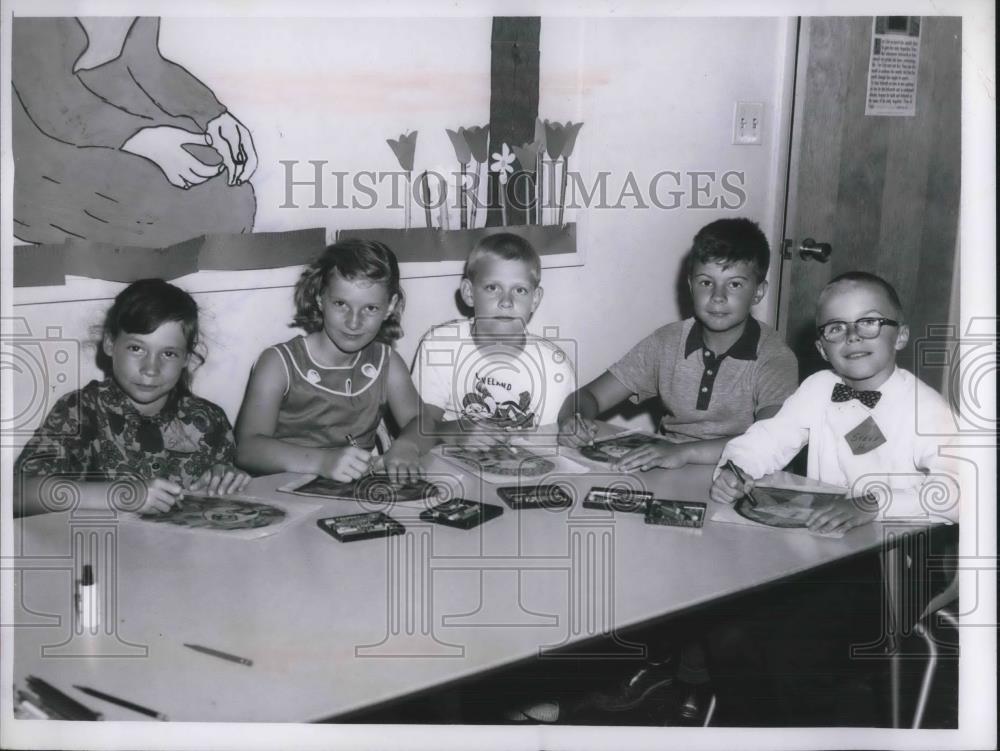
684, 317, 762, 360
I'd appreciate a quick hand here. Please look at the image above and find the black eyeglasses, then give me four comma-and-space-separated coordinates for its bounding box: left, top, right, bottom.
816, 317, 899, 343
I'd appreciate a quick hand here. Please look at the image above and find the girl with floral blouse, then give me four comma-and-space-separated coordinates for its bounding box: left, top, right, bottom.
15, 279, 249, 517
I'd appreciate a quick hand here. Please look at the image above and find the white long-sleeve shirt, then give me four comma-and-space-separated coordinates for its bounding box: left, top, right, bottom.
718, 367, 961, 522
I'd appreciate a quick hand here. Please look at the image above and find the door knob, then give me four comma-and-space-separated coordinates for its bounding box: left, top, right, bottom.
799, 238, 832, 262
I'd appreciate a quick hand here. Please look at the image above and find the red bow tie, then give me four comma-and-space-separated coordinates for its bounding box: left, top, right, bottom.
832, 382, 882, 408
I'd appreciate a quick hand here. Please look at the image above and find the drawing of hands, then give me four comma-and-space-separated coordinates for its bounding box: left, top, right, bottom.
121, 125, 224, 188
205, 111, 258, 185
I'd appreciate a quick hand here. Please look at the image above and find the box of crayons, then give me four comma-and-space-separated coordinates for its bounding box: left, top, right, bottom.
495, 484, 574, 510
419, 498, 503, 529
582, 486, 654, 513
317, 511, 405, 542
644, 499, 707, 529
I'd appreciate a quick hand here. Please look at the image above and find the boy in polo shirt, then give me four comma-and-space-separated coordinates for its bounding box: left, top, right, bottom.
556, 218, 797, 722
559, 217, 797, 469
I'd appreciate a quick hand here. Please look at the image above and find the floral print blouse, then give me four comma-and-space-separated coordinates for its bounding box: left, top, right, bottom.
15, 379, 236, 488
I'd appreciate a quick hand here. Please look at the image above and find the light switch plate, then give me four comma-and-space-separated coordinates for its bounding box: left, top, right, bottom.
733, 101, 764, 145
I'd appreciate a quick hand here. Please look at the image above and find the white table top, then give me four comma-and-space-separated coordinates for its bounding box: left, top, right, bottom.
9, 446, 890, 723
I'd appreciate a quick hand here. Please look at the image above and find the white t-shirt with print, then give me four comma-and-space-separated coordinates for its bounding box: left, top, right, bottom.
412, 318, 576, 428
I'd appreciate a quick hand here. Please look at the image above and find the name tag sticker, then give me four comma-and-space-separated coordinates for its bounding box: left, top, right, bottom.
844, 416, 887, 455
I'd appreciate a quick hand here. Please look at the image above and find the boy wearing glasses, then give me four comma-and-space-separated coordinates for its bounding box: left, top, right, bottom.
706, 271, 959, 724
712, 271, 958, 531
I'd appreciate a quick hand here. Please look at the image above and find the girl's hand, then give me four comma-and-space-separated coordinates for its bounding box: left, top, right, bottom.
140, 478, 183, 514
710, 467, 754, 504
320, 447, 374, 482
382, 440, 424, 484
189, 464, 251, 495
806, 495, 878, 535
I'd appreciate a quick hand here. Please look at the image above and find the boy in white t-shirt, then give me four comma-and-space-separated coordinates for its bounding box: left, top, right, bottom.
412, 233, 575, 445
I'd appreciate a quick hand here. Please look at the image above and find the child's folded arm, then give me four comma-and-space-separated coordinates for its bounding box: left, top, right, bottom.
234, 348, 337, 476
754, 346, 800, 418
606, 333, 663, 406
382, 351, 432, 481
716, 378, 820, 480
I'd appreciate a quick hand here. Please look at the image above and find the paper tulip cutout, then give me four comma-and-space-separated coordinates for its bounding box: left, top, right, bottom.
463, 124, 490, 229
387, 131, 418, 172
387, 131, 418, 229
534, 118, 547, 154
446, 128, 472, 165
462, 125, 490, 164
511, 142, 540, 174
446, 128, 471, 228
541, 121, 584, 226
543, 120, 567, 161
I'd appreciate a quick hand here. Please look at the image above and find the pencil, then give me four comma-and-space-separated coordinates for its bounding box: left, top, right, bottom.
183, 642, 253, 667
73, 685, 168, 721
724, 460, 758, 507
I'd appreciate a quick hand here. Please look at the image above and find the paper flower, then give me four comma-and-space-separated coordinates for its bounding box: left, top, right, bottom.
462, 125, 491, 164
511, 141, 541, 174
540, 121, 585, 226
386, 131, 418, 172
446, 128, 472, 165
534, 118, 547, 155
543, 120, 566, 161
491, 143, 515, 185
560, 122, 584, 160
542, 120, 584, 161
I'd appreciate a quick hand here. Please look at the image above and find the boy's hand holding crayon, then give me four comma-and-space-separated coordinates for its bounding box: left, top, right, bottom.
557, 413, 599, 448
710, 463, 756, 505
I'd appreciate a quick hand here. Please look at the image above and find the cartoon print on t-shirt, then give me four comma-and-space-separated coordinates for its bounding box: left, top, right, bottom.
459, 375, 536, 429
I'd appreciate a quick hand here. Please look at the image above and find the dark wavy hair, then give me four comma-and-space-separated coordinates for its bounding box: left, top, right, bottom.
96, 278, 203, 393
292, 239, 405, 343
685, 218, 771, 283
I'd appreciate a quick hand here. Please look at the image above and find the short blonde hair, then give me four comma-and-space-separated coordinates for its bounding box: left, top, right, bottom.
463, 233, 541, 286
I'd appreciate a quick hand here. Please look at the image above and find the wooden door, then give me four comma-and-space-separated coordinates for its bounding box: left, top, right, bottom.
776, 16, 961, 393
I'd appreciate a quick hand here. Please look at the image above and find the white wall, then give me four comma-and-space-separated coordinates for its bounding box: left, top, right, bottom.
9, 16, 794, 446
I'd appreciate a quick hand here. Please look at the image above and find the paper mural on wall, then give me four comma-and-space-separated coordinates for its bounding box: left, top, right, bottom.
342, 117, 582, 263
12, 17, 258, 248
